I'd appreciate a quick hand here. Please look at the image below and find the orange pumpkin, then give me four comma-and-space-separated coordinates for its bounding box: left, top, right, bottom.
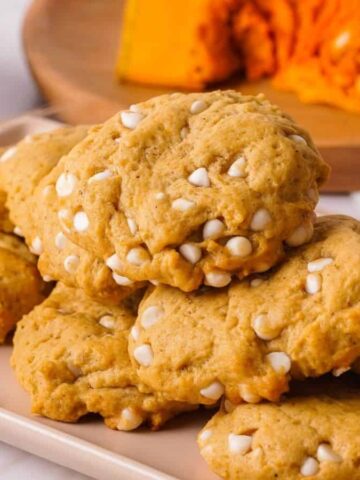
116, 0, 360, 112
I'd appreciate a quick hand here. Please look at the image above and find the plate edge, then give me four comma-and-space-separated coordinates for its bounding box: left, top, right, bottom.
0, 408, 179, 480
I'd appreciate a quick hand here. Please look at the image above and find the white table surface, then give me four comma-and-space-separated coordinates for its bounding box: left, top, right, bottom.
0, 2, 359, 480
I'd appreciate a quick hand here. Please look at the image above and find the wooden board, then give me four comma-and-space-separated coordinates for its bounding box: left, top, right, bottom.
23, 0, 360, 191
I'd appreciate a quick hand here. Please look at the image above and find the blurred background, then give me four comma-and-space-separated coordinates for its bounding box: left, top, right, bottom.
0, 0, 39, 119
1, 0, 359, 215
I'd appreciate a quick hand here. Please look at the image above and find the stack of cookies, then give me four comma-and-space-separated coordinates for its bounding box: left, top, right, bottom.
1, 91, 359, 480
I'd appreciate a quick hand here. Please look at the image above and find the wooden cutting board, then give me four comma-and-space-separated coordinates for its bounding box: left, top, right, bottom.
23, 0, 360, 191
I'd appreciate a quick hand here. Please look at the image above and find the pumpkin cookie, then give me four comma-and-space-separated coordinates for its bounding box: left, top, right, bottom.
0, 127, 141, 302
0, 231, 47, 343
43, 90, 329, 291
198, 378, 360, 480
0, 126, 89, 233
12, 283, 194, 430
129, 215, 360, 405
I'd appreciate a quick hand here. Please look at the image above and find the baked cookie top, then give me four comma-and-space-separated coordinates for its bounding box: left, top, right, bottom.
0, 126, 89, 233
0, 127, 141, 302
43, 90, 329, 291
129, 215, 360, 405
12, 283, 193, 430
198, 378, 360, 480
0, 231, 47, 343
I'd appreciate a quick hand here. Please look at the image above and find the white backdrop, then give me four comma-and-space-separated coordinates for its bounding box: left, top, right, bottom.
0, 0, 40, 120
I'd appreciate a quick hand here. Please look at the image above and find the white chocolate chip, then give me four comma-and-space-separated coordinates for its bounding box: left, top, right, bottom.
141, 306, 164, 329
30, 236, 43, 255
188, 167, 210, 187
126, 247, 150, 266
307, 258, 333, 273
227, 156, 247, 178
42, 275, 54, 282
55, 232, 67, 250
250, 278, 263, 287
301, 457, 319, 476
64, 255, 80, 273
203, 219, 225, 240
67, 362, 82, 378
127, 217, 138, 235
112, 272, 133, 286
289, 134, 307, 145
190, 100, 207, 114
305, 273, 322, 294
226, 236, 252, 257
334, 31, 350, 50
332, 366, 350, 377
0, 146, 17, 163
130, 325, 140, 341
239, 384, 261, 403
73, 211, 89, 232
179, 243, 202, 264
106, 253, 122, 272
99, 315, 116, 329
250, 209, 272, 231
198, 429, 213, 443
88, 169, 112, 183
117, 408, 143, 431
286, 222, 314, 247
133, 344, 154, 367
120, 111, 144, 129
200, 381, 224, 400
251, 314, 280, 341
224, 399, 236, 413
55, 173, 78, 197
205, 271, 232, 288
129, 103, 140, 112
13, 226, 23, 237
228, 434, 252, 455
172, 198, 195, 212
317, 443, 342, 463
154, 192, 166, 200
266, 352, 291, 374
